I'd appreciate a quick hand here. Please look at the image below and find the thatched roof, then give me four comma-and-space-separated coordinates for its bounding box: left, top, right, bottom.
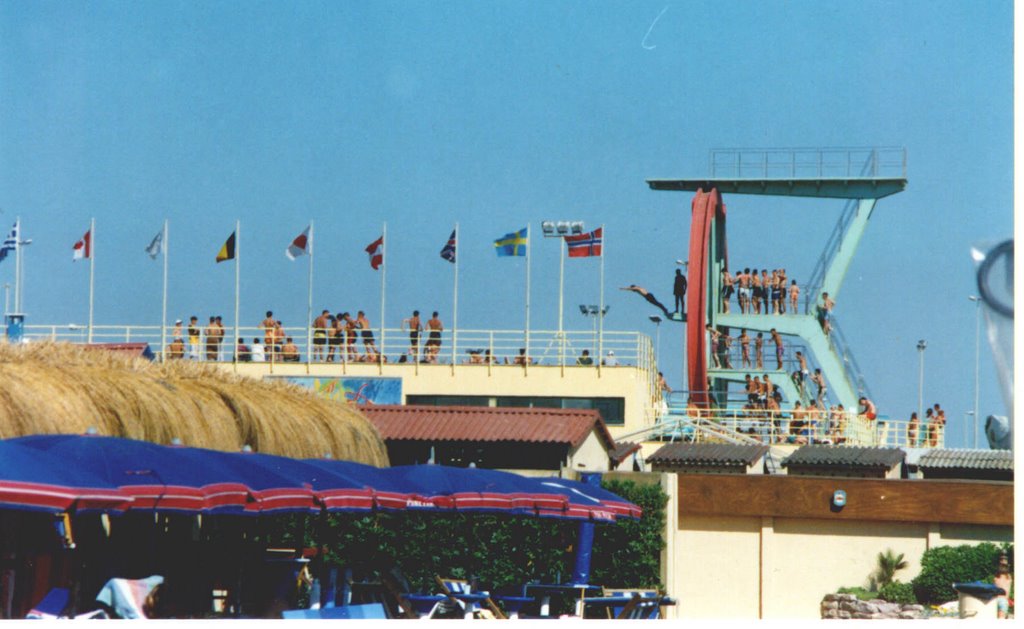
0, 342, 389, 466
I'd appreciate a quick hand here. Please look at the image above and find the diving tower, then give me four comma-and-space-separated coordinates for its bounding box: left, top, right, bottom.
648, 147, 907, 412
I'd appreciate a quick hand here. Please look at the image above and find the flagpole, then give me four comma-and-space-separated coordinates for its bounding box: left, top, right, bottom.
525, 224, 531, 373
161, 220, 168, 361
306, 220, 314, 367
234, 219, 240, 366
379, 222, 386, 370
13, 217, 21, 314
452, 222, 459, 369
88, 217, 95, 343
598, 224, 605, 376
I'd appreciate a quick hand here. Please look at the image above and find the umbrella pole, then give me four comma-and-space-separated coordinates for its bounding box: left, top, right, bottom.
570, 473, 602, 586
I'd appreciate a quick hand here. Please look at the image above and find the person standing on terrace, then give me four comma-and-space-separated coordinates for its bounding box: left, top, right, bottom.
673, 268, 687, 315
810, 368, 827, 407
770, 328, 784, 370
720, 268, 734, 313
204, 316, 218, 361
754, 332, 764, 369
403, 310, 422, 361
818, 292, 835, 336
426, 311, 444, 363
907, 412, 920, 447
739, 329, 751, 367
356, 311, 378, 362
312, 309, 330, 362
187, 316, 201, 360
789, 279, 800, 314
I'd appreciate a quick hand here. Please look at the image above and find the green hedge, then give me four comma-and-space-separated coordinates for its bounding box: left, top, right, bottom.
287, 477, 668, 593
878, 581, 915, 605
910, 542, 1013, 605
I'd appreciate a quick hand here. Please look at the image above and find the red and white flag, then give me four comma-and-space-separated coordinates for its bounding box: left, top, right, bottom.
285, 225, 311, 260
365, 235, 383, 270
565, 227, 602, 258
72, 229, 92, 261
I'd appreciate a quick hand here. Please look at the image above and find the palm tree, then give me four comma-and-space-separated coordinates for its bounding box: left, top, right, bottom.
875, 549, 908, 587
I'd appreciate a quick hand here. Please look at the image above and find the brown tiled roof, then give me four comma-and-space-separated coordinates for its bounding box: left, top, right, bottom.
360, 405, 616, 451
782, 445, 905, 469
85, 343, 155, 360
610, 441, 642, 465
647, 443, 770, 467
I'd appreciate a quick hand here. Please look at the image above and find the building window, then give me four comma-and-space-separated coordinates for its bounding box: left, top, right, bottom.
406, 395, 491, 407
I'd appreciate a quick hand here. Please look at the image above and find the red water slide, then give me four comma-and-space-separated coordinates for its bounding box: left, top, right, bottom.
685, 188, 726, 407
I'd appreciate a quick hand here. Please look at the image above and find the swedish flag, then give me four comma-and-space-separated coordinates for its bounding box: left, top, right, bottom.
494, 228, 528, 257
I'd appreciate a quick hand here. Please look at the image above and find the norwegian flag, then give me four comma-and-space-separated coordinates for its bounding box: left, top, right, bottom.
365, 235, 384, 270
564, 227, 602, 258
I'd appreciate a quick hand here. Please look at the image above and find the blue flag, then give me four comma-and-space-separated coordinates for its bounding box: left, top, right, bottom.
0, 222, 17, 265
440, 229, 456, 263
494, 228, 528, 257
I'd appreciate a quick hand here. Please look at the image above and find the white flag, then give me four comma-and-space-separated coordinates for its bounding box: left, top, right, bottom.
145, 229, 163, 260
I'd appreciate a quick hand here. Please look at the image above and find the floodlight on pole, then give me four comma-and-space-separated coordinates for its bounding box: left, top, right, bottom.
649, 315, 662, 363
542, 220, 584, 356
916, 340, 927, 423
968, 295, 981, 448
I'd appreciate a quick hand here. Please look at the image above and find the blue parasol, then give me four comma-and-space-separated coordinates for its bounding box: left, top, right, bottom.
7, 435, 288, 514
0, 440, 131, 513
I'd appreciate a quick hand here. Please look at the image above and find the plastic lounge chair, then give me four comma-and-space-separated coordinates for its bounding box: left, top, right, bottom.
281, 603, 387, 619
605, 589, 676, 619
434, 576, 506, 619
25, 588, 70, 619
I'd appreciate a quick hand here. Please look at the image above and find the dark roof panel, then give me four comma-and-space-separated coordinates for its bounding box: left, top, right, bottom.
648, 443, 770, 467
918, 449, 1014, 471
782, 445, 905, 469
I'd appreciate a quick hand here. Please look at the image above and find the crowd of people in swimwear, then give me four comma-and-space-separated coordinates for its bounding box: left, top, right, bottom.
163, 309, 446, 364
720, 268, 800, 315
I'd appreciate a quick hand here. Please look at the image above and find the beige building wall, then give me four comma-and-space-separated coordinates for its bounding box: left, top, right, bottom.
672, 514, 1012, 619
674, 515, 762, 618
761, 518, 929, 618
229, 362, 656, 437
567, 431, 613, 471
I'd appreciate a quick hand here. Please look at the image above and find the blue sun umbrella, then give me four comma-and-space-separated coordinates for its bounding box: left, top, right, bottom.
7, 434, 312, 515
0, 439, 131, 513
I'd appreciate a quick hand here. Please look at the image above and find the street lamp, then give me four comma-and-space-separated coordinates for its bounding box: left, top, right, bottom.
916, 340, 927, 424
649, 315, 662, 364
542, 221, 584, 363
968, 295, 981, 448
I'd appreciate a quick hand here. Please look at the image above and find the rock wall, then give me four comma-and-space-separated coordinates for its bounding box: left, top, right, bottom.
820, 593, 925, 619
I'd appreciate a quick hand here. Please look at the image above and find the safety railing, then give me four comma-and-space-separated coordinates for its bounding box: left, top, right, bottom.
650, 400, 942, 449
710, 146, 907, 180
16, 324, 655, 373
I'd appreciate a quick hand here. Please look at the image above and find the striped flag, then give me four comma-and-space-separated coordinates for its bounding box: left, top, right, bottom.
565, 227, 602, 258
365, 235, 384, 270
286, 225, 311, 260
0, 222, 17, 264
440, 229, 456, 263
216, 231, 236, 263
72, 229, 92, 261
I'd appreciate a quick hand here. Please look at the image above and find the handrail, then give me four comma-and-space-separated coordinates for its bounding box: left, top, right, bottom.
13, 324, 657, 373
644, 401, 942, 449
709, 147, 907, 180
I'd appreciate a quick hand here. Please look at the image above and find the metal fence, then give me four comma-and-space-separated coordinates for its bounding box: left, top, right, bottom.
653, 404, 942, 449
17, 324, 654, 371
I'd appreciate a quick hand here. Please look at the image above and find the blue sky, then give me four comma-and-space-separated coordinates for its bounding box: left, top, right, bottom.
0, 1, 1013, 447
